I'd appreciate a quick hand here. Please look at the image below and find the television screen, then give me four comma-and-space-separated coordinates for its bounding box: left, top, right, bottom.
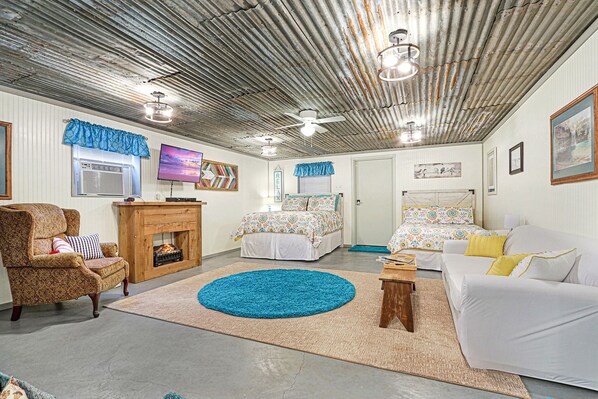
157, 144, 203, 183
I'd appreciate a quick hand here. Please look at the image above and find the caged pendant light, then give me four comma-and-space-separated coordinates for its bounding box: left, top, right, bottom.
378, 29, 420, 82
261, 138, 278, 157
144, 91, 174, 123
401, 121, 423, 144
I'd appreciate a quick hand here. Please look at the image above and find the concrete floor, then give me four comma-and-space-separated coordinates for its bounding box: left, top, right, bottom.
0, 248, 595, 399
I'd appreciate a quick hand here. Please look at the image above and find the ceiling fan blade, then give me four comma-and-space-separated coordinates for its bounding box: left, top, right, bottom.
315, 124, 328, 133
275, 123, 304, 130
314, 115, 346, 124
283, 112, 305, 122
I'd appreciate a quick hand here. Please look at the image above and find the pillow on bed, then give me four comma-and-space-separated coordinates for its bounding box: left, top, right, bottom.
403, 207, 438, 224
435, 207, 474, 224
307, 194, 337, 212
281, 196, 308, 211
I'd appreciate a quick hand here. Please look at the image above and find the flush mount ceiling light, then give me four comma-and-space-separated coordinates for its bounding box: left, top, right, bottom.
401, 121, 423, 144
261, 138, 277, 157
378, 28, 420, 82
144, 91, 173, 123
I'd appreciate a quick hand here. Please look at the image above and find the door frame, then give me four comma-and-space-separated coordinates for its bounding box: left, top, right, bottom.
351, 155, 397, 246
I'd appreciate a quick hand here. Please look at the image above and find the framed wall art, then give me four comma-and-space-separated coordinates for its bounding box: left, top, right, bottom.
509, 142, 524, 175
273, 166, 283, 202
487, 147, 497, 195
0, 121, 12, 200
196, 159, 238, 191
414, 162, 461, 179
550, 85, 597, 185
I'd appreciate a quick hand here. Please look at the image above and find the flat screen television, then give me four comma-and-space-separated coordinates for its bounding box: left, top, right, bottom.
157, 144, 203, 183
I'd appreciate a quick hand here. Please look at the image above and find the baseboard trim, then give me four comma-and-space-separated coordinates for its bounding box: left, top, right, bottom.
0, 302, 12, 312
202, 247, 240, 260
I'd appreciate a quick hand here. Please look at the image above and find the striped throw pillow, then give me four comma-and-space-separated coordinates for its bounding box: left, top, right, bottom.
65, 233, 104, 260
52, 237, 75, 253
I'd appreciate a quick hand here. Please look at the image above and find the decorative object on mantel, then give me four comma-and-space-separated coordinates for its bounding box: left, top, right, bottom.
0, 121, 12, 200
293, 161, 335, 177
273, 166, 283, 202
487, 147, 497, 195
509, 142, 524, 175
378, 28, 420, 82
414, 162, 461, 179
196, 159, 238, 191
144, 91, 174, 123
63, 119, 150, 157
550, 84, 598, 185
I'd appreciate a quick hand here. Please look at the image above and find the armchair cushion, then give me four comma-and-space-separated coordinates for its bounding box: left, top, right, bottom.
31, 253, 85, 269
100, 242, 118, 258
65, 234, 104, 260
85, 257, 127, 278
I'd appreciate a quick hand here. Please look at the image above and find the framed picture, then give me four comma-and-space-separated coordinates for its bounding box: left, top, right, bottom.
0, 121, 12, 200
273, 166, 283, 202
195, 159, 238, 191
509, 142, 524, 175
487, 147, 497, 195
414, 162, 461, 179
550, 85, 598, 185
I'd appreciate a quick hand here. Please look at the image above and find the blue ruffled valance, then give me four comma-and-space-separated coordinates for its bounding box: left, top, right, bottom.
63, 119, 151, 157
293, 161, 335, 177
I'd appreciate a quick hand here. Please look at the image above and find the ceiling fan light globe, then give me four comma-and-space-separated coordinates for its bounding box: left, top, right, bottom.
301, 124, 316, 136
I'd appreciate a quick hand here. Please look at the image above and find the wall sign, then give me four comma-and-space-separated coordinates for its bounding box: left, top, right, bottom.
414, 162, 461, 179
196, 159, 238, 191
273, 166, 283, 202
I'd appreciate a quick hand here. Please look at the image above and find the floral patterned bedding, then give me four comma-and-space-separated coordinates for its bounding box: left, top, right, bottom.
387, 223, 484, 252
235, 211, 343, 248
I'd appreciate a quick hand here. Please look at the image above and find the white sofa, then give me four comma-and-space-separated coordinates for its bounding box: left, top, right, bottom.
442, 225, 598, 391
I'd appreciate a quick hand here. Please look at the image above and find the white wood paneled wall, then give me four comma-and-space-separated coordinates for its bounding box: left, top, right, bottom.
0, 90, 269, 306
483, 30, 598, 239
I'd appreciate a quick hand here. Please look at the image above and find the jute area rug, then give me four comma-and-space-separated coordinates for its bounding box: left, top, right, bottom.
107, 262, 529, 398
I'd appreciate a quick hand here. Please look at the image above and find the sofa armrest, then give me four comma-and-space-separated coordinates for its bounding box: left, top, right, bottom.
100, 242, 118, 258
31, 253, 86, 269
457, 275, 598, 379
443, 240, 468, 254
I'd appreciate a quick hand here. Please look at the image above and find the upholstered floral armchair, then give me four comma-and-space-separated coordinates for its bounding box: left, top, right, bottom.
0, 203, 129, 321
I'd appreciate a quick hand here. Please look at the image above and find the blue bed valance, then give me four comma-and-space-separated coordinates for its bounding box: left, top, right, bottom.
63, 119, 151, 157
293, 161, 335, 177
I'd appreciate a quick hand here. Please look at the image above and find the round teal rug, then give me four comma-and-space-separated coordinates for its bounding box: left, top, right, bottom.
197, 269, 356, 318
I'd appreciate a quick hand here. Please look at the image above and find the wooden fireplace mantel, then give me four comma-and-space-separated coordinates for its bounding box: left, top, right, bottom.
113, 201, 206, 283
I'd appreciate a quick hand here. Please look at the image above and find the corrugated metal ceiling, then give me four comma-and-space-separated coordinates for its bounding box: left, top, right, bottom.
0, 0, 596, 158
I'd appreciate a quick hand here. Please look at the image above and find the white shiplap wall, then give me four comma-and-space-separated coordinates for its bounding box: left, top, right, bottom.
0, 90, 269, 306
269, 144, 484, 245
483, 29, 598, 238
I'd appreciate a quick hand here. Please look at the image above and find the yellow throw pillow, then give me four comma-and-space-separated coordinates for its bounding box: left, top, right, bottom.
464, 234, 507, 258
486, 254, 530, 276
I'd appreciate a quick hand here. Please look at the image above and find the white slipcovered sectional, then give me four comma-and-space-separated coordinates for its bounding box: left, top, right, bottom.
442, 225, 598, 391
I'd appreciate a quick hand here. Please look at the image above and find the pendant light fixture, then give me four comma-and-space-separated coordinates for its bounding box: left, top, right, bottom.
378, 29, 420, 82
401, 121, 423, 144
261, 138, 277, 157
144, 91, 174, 123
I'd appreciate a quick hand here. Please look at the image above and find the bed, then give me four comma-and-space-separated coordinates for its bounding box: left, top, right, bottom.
387, 190, 485, 271
235, 193, 344, 261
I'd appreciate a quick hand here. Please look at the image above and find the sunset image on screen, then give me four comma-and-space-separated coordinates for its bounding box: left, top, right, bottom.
157, 144, 203, 182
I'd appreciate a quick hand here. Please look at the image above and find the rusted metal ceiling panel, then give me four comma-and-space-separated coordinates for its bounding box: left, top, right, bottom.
0, 0, 596, 159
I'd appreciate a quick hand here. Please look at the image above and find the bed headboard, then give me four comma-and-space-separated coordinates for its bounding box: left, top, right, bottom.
401, 189, 476, 222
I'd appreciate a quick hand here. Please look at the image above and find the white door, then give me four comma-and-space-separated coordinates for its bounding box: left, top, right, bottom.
354, 158, 394, 246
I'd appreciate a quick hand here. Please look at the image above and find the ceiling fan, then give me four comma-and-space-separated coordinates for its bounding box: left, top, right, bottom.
276, 109, 346, 137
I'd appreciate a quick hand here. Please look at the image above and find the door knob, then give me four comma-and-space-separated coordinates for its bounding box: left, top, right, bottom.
356, 199, 361, 206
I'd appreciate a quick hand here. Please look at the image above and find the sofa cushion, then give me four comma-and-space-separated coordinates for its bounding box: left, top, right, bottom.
510, 249, 577, 282
85, 257, 126, 278
442, 254, 494, 310
7, 204, 67, 239
506, 225, 598, 287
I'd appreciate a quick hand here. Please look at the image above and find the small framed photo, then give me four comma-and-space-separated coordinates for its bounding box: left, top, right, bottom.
509, 142, 524, 175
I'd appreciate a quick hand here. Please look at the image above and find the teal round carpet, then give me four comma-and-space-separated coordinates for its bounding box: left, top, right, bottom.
197, 269, 356, 318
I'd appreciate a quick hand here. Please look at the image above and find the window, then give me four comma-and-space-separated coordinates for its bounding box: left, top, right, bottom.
72, 145, 141, 197
298, 175, 331, 194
